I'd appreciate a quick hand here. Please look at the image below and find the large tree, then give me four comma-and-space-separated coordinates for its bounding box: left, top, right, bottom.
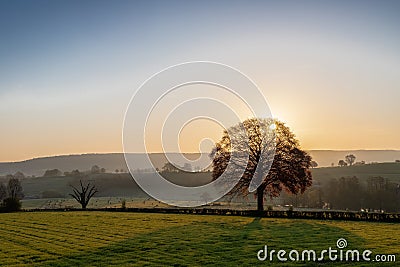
211, 118, 312, 212
345, 154, 356, 166
7, 177, 24, 200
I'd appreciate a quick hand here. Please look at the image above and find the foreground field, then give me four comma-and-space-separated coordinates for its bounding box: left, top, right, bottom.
0, 212, 398, 266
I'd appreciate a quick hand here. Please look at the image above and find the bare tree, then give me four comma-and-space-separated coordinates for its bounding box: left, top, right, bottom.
345, 154, 356, 166
0, 183, 6, 201
7, 177, 24, 200
69, 180, 98, 209
211, 118, 312, 212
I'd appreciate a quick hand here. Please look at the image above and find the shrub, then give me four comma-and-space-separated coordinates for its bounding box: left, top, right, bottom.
1, 197, 21, 212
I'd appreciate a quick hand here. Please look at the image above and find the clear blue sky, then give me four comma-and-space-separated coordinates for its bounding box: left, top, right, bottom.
1, 0, 400, 161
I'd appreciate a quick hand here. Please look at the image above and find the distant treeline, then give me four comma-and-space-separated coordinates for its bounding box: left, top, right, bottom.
21, 207, 400, 222
281, 176, 400, 213
2, 166, 400, 213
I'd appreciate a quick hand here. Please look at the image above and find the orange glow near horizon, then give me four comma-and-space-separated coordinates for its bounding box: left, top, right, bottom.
1, 1, 400, 162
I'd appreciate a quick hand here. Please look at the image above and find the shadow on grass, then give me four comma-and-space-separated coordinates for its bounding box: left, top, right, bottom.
36, 218, 385, 267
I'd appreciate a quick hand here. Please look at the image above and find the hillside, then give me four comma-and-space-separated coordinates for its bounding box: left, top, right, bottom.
308, 150, 400, 167
1, 150, 400, 176
15, 172, 213, 199
311, 162, 400, 185
0, 153, 211, 176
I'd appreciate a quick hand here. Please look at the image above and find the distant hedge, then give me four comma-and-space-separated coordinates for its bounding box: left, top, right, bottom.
20, 207, 400, 222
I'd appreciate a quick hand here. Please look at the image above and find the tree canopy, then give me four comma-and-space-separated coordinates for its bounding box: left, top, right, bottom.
211, 118, 312, 211
345, 154, 356, 166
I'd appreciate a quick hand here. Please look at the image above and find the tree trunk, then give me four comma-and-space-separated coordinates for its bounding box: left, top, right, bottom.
257, 186, 265, 213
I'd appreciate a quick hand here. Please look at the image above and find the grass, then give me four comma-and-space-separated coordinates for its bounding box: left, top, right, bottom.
0, 212, 398, 266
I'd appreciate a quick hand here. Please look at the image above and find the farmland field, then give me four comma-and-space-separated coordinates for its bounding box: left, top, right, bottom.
0, 212, 398, 266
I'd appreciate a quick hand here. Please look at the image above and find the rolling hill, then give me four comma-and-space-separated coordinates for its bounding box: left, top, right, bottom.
0, 153, 211, 176
1, 150, 400, 176
311, 162, 400, 185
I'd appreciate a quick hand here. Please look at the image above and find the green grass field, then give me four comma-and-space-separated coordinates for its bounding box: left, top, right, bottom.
0, 212, 398, 266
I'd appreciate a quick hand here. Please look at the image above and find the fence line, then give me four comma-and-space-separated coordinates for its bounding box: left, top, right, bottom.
19, 207, 400, 222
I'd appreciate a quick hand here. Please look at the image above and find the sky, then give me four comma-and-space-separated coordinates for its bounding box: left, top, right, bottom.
1, 0, 400, 162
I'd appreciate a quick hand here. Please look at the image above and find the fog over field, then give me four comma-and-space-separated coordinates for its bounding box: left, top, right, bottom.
1, 150, 400, 176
